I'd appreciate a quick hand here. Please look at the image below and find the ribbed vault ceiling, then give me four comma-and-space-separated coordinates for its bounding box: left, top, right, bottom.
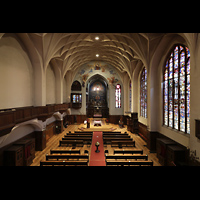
51, 33, 166, 75
1, 33, 167, 77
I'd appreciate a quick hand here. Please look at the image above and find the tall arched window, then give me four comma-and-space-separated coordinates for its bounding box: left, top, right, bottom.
115, 84, 121, 108
140, 67, 147, 118
163, 44, 190, 134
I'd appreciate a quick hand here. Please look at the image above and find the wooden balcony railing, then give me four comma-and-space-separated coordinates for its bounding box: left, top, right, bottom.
0, 103, 71, 137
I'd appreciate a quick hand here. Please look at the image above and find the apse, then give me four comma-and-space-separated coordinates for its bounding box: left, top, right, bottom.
89, 81, 106, 107
86, 74, 109, 118
87, 75, 108, 107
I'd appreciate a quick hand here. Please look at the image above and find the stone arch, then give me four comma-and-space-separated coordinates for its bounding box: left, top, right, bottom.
86, 74, 109, 88
50, 59, 63, 104
0, 33, 34, 109
148, 33, 190, 132
131, 60, 144, 113
14, 33, 44, 106
71, 80, 82, 91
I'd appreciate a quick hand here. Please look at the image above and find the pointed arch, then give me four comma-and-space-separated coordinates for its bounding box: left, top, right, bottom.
140, 66, 147, 118
163, 44, 190, 134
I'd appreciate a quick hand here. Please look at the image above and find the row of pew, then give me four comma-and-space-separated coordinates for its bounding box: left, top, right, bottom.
102, 131, 153, 166
59, 131, 93, 148
40, 131, 93, 166
40, 130, 153, 166
103, 131, 135, 148
40, 149, 89, 166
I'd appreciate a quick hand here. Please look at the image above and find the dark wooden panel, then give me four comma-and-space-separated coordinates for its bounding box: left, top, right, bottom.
76, 115, 87, 124
35, 130, 46, 151
138, 122, 148, 141
109, 115, 121, 124
195, 119, 200, 139
147, 131, 159, 152
0, 111, 15, 127
45, 122, 56, 142
68, 115, 87, 124
0, 132, 35, 166
0, 103, 71, 137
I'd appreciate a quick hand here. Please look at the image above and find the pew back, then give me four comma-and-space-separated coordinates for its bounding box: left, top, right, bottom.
40, 160, 88, 166
111, 140, 135, 147
50, 149, 81, 154
106, 160, 153, 166
114, 149, 143, 154
46, 154, 89, 161
105, 154, 148, 160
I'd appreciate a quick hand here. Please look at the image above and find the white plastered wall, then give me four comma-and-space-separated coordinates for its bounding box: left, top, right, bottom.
0, 34, 33, 109
46, 63, 56, 104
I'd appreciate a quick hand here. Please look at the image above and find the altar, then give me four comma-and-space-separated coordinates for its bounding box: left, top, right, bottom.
93, 120, 102, 127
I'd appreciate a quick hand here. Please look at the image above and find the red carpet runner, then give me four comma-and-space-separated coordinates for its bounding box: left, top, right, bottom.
89, 132, 106, 166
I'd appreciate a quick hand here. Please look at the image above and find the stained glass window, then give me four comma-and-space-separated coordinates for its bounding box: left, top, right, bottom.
72, 94, 82, 103
115, 84, 121, 108
73, 95, 76, 103
163, 44, 190, 134
140, 67, 147, 118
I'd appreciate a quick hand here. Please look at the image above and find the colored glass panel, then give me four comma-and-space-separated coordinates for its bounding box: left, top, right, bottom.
163, 45, 190, 134
140, 67, 147, 118
115, 84, 121, 108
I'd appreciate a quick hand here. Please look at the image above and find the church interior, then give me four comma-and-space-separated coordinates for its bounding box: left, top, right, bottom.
0, 33, 200, 166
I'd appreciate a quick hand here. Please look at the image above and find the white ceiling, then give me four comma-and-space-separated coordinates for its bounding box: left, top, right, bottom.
26, 33, 166, 75
0, 32, 168, 77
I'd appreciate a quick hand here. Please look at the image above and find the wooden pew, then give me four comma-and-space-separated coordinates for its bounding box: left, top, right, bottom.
105, 154, 148, 161
111, 140, 135, 148
59, 140, 84, 147
75, 131, 93, 132
103, 131, 126, 134
62, 137, 91, 141
114, 149, 143, 155
50, 149, 81, 154
46, 154, 89, 161
74, 131, 93, 134
67, 133, 92, 137
40, 160, 88, 166
103, 135, 130, 138
62, 137, 91, 145
64, 135, 92, 138
104, 138, 133, 145
103, 133, 125, 136
103, 131, 122, 134
106, 160, 153, 166
70, 132, 93, 134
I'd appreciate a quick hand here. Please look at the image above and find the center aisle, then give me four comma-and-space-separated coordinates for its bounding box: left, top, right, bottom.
89, 131, 106, 166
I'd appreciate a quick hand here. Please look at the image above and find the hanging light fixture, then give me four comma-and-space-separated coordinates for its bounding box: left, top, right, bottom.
95, 36, 99, 40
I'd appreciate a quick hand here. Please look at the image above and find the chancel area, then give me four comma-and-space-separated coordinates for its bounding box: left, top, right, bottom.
0, 33, 200, 166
